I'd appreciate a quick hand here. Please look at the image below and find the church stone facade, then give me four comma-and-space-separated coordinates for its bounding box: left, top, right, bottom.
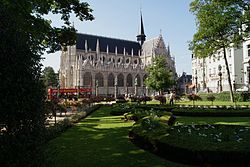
59, 16, 176, 96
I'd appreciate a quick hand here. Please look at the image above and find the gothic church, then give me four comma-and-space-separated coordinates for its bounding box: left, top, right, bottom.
59, 15, 176, 96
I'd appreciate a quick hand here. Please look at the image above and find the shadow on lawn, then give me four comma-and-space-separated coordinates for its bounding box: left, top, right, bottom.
44, 106, 193, 167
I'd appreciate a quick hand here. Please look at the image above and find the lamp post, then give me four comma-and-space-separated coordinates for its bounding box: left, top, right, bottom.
247, 59, 250, 91
195, 70, 198, 94
57, 71, 60, 99
233, 80, 236, 92
218, 65, 222, 93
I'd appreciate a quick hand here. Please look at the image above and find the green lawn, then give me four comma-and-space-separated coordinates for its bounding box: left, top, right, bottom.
44, 106, 193, 167
176, 116, 250, 126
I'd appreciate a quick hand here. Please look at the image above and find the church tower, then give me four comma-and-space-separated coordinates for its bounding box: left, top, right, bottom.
136, 13, 146, 46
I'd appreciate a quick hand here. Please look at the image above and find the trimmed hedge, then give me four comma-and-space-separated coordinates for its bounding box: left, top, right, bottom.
130, 123, 250, 167
172, 108, 250, 117
198, 92, 250, 102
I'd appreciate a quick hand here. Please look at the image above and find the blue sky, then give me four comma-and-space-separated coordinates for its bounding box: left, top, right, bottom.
42, 0, 196, 75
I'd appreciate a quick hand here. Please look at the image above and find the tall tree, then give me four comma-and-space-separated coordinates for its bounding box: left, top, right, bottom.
0, 1, 93, 166
189, 0, 250, 102
41, 66, 58, 88
145, 56, 174, 95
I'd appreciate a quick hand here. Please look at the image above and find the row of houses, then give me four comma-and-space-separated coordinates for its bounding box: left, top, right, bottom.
191, 39, 250, 93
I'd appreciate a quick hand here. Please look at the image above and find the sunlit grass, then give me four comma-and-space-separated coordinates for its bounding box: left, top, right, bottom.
44, 105, 192, 167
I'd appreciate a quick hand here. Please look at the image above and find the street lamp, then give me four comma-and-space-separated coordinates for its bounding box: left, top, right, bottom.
195, 70, 198, 94
247, 60, 250, 86
57, 71, 60, 99
218, 65, 222, 93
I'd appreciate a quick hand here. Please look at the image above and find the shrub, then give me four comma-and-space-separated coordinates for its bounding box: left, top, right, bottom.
129, 96, 152, 104
140, 96, 152, 104
207, 95, 216, 105
154, 95, 166, 105
187, 94, 202, 106
110, 104, 132, 115
104, 96, 115, 102
116, 95, 127, 103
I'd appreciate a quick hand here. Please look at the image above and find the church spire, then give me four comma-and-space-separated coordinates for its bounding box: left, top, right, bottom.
137, 12, 146, 46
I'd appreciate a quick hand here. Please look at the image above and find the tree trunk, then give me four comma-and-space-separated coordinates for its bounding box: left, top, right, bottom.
223, 46, 234, 102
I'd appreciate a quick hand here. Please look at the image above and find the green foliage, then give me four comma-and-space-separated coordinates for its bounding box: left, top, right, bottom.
145, 56, 174, 93
130, 96, 152, 104
199, 92, 250, 102
41, 66, 58, 88
109, 104, 134, 116
0, 1, 93, 166
189, 0, 250, 56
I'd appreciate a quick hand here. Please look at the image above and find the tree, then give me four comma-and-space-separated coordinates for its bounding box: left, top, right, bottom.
0, 1, 93, 166
41, 66, 58, 88
189, 0, 250, 102
145, 56, 174, 95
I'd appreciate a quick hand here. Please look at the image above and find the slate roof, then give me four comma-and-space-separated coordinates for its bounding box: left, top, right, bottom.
76, 33, 141, 56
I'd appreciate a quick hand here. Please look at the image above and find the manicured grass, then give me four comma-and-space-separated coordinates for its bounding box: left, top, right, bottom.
176, 116, 250, 126
44, 106, 192, 167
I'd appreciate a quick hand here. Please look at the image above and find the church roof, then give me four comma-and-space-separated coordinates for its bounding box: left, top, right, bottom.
141, 37, 158, 56
76, 33, 141, 56
142, 34, 169, 56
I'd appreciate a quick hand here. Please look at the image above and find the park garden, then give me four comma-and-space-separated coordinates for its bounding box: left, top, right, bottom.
42, 93, 250, 167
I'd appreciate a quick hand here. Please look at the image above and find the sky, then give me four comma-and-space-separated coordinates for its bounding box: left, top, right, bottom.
42, 0, 196, 75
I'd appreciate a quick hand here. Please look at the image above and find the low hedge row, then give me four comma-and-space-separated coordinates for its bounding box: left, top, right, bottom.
129, 124, 250, 166
172, 108, 250, 117
198, 92, 250, 102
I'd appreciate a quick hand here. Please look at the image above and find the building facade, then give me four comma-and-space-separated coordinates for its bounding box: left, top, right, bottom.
176, 72, 192, 94
192, 45, 244, 93
243, 39, 250, 87
59, 16, 176, 96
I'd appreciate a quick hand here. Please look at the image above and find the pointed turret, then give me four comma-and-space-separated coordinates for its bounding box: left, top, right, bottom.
136, 12, 146, 46
96, 39, 100, 55
167, 44, 171, 56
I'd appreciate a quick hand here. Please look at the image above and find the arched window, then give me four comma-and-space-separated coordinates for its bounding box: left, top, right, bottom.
83, 72, 92, 86
117, 73, 124, 87
135, 74, 141, 87
108, 73, 115, 87
95, 73, 104, 87
126, 74, 133, 87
